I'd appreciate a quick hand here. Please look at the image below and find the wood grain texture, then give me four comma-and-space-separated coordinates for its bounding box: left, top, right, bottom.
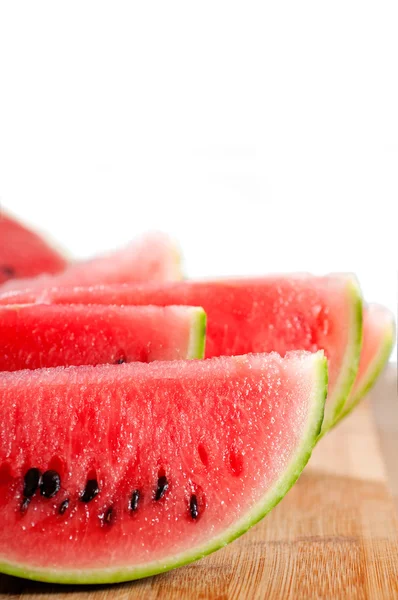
1, 366, 397, 599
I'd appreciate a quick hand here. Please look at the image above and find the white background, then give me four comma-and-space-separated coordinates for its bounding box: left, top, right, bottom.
0, 2, 396, 356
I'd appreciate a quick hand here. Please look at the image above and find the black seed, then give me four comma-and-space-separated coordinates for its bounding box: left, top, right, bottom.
155, 475, 169, 501
40, 470, 61, 498
1, 265, 16, 278
189, 494, 199, 520
20, 497, 31, 514
80, 479, 100, 503
103, 507, 114, 525
59, 498, 70, 515
115, 356, 126, 364
130, 489, 140, 512
23, 468, 42, 498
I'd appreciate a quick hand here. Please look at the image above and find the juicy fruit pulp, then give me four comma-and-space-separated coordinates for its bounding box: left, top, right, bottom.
0, 352, 327, 584
1, 276, 362, 431
0, 232, 181, 292
0, 304, 206, 371
0, 212, 66, 284
336, 304, 395, 424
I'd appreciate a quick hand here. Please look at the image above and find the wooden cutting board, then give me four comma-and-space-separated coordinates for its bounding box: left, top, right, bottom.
1, 366, 397, 599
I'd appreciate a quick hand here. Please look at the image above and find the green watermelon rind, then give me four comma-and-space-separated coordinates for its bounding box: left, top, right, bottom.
0, 353, 327, 585
320, 278, 363, 434
187, 308, 207, 359
1, 304, 206, 361
334, 317, 395, 426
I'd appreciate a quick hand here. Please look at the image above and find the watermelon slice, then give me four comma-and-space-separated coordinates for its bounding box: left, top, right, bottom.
0, 232, 182, 292
1, 276, 362, 432
334, 304, 395, 425
0, 351, 327, 584
0, 212, 66, 284
0, 304, 206, 371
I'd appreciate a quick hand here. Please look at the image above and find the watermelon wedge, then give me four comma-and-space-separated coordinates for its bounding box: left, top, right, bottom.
334, 304, 395, 425
1, 276, 361, 432
0, 212, 66, 284
0, 232, 182, 292
0, 304, 206, 371
0, 351, 327, 584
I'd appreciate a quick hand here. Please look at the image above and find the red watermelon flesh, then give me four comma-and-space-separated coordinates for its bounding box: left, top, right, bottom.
0, 212, 66, 284
1, 277, 362, 431
0, 232, 181, 293
0, 304, 206, 371
336, 304, 395, 423
0, 351, 327, 584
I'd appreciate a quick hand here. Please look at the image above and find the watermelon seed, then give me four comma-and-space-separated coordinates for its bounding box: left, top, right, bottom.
189, 494, 199, 520
102, 507, 115, 525
1, 265, 15, 278
59, 499, 70, 515
115, 355, 126, 364
155, 476, 169, 501
23, 468, 42, 498
40, 470, 61, 498
130, 490, 140, 512
80, 479, 100, 503
20, 497, 31, 514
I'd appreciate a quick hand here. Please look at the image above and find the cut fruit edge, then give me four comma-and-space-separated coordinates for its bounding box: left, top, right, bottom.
187, 307, 207, 359
320, 277, 363, 434
0, 231, 184, 293
0, 304, 207, 364
334, 306, 395, 426
0, 353, 327, 585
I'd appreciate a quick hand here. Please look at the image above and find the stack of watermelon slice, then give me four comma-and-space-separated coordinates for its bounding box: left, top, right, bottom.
0, 212, 394, 585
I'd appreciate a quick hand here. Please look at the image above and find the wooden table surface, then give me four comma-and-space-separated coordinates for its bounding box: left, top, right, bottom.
1, 365, 397, 599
